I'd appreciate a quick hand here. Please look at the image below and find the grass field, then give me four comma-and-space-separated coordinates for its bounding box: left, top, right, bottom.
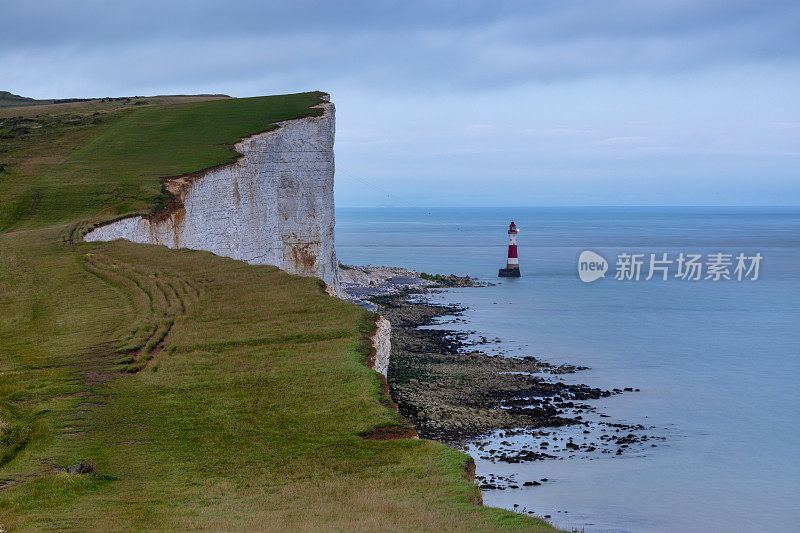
0, 92, 559, 530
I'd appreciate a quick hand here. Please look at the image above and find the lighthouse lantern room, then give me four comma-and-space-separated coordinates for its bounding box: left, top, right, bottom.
498, 221, 521, 277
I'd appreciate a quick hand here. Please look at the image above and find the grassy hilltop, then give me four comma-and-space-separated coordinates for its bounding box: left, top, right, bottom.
0, 92, 557, 530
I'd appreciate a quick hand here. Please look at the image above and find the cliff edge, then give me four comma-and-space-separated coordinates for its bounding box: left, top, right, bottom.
84, 97, 340, 295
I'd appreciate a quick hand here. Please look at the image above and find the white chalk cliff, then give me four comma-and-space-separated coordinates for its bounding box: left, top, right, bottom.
84, 97, 340, 295
370, 316, 391, 377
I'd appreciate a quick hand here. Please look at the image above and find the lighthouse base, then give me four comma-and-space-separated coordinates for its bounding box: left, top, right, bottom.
498, 267, 521, 277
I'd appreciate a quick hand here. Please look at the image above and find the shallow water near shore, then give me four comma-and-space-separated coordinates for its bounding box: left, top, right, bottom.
336, 206, 800, 533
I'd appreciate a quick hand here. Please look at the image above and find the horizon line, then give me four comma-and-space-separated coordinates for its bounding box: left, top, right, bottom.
335, 204, 800, 209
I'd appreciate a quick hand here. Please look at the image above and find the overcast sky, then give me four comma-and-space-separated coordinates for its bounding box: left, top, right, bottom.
4, 0, 799, 206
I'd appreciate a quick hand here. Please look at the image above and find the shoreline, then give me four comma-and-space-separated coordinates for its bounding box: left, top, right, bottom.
374, 291, 612, 444
351, 270, 663, 499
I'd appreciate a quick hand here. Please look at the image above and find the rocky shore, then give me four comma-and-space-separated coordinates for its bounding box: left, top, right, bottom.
371, 292, 613, 443
348, 266, 663, 489
338, 263, 487, 311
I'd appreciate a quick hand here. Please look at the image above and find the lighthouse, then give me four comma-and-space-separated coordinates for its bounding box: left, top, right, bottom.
498, 221, 521, 277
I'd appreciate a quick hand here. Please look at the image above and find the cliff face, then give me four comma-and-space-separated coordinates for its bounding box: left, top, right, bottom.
370, 316, 391, 377
84, 99, 340, 295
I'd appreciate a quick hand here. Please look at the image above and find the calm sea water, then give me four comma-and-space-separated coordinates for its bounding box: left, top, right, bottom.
335, 207, 800, 533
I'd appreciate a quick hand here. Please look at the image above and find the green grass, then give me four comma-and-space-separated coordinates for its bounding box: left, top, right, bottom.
0, 92, 324, 231
0, 93, 559, 530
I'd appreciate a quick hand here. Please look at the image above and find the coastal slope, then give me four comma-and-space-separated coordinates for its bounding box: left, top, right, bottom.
0, 92, 556, 530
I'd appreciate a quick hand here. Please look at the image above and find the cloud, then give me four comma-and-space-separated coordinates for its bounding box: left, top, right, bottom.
2, 0, 799, 97
2, 0, 798, 206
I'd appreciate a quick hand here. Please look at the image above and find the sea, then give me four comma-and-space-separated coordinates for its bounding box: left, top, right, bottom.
335, 206, 800, 533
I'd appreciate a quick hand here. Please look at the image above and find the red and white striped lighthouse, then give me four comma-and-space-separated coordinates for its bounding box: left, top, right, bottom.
498, 221, 521, 277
